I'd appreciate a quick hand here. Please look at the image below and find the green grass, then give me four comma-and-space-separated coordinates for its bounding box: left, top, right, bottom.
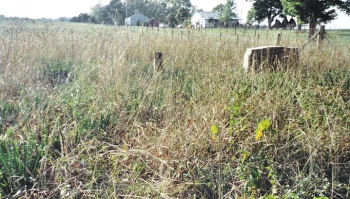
0, 20, 349, 198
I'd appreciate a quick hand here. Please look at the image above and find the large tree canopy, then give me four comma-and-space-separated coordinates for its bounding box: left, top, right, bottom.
247, 0, 283, 29
219, 0, 237, 26
89, 0, 173, 25
212, 4, 225, 13
282, 0, 350, 36
106, 0, 125, 25
166, 0, 192, 9
165, 0, 192, 25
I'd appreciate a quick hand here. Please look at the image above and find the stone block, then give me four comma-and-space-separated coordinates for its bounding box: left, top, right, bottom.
243, 46, 299, 72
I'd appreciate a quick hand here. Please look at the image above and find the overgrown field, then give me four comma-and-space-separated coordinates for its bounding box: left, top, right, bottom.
0, 21, 349, 198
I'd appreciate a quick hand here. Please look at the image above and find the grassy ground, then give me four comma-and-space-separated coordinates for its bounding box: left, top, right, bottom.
0, 21, 350, 198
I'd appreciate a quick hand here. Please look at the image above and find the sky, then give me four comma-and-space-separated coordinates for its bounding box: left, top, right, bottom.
0, 0, 349, 29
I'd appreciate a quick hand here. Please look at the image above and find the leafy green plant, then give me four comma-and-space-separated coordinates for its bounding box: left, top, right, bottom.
255, 119, 271, 141
0, 128, 46, 195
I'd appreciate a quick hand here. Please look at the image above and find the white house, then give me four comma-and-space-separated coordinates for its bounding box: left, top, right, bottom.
125, 13, 149, 26
191, 11, 240, 28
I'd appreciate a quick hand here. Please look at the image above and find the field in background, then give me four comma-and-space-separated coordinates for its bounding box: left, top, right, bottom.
0, 21, 350, 198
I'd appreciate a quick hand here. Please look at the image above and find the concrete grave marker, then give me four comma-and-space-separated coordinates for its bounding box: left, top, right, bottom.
243, 46, 299, 72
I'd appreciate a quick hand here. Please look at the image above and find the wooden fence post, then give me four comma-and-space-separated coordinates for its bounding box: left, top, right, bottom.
276, 33, 282, 46
154, 52, 163, 72
255, 26, 257, 37
220, 32, 222, 40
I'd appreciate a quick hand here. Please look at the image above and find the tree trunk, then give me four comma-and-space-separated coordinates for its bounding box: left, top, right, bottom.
268, 19, 272, 30
267, 14, 272, 30
297, 24, 301, 31
309, 15, 317, 38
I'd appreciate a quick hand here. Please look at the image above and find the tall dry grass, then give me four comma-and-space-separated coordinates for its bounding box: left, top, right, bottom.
0, 21, 349, 198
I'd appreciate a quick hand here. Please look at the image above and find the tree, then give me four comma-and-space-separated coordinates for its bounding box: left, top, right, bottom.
166, 0, 192, 9
165, 0, 192, 25
90, 0, 125, 25
144, 1, 169, 23
91, 4, 109, 24
176, 7, 191, 24
167, 13, 177, 28
219, 0, 237, 27
247, 7, 257, 24
288, 17, 296, 29
282, 0, 350, 37
70, 13, 96, 23
248, 0, 283, 29
272, 19, 282, 28
281, 14, 288, 28
106, 0, 125, 25
124, 0, 169, 23
213, 4, 225, 13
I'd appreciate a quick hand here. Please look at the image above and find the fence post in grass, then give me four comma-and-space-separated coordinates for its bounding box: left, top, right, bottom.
236, 34, 239, 45
154, 52, 163, 72
188, 30, 190, 41
276, 33, 282, 46
257, 34, 260, 43
255, 26, 257, 37
317, 25, 326, 50
181, 31, 183, 40
172, 29, 174, 38
235, 24, 237, 35
220, 32, 222, 40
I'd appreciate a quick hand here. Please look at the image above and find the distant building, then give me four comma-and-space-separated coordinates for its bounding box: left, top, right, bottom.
125, 13, 149, 26
148, 18, 159, 27
191, 11, 240, 28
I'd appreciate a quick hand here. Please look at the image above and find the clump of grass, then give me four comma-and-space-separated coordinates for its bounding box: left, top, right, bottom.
0, 20, 349, 198
0, 128, 46, 196
41, 59, 75, 86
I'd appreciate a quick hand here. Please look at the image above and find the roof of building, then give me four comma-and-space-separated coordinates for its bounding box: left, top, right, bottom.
194, 11, 240, 20
195, 12, 220, 19
126, 13, 149, 20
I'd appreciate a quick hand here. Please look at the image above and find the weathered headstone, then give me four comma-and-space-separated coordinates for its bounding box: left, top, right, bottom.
243, 46, 299, 72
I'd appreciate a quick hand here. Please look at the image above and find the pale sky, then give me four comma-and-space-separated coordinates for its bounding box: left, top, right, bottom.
0, 0, 349, 29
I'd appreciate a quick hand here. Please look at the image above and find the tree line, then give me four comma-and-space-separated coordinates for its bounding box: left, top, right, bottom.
71, 0, 240, 27
247, 0, 350, 36
70, 0, 350, 36
71, 0, 193, 27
